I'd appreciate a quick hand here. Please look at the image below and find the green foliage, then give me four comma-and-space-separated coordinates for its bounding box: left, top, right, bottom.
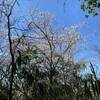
81, 0, 100, 17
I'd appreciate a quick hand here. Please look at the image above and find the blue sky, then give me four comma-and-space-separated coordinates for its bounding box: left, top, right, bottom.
19, 0, 100, 27
14, 0, 100, 64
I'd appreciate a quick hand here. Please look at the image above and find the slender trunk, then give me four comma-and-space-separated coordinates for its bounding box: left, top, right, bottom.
7, 15, 16, 100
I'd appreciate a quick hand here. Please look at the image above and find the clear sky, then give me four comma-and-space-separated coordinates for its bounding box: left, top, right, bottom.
14, 0, 100, 65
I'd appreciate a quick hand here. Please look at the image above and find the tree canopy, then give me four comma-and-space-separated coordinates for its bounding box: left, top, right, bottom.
81, 0, 100, 17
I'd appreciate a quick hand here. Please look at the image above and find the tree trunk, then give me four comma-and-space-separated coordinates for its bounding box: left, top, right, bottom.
7, 15, 16, 100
